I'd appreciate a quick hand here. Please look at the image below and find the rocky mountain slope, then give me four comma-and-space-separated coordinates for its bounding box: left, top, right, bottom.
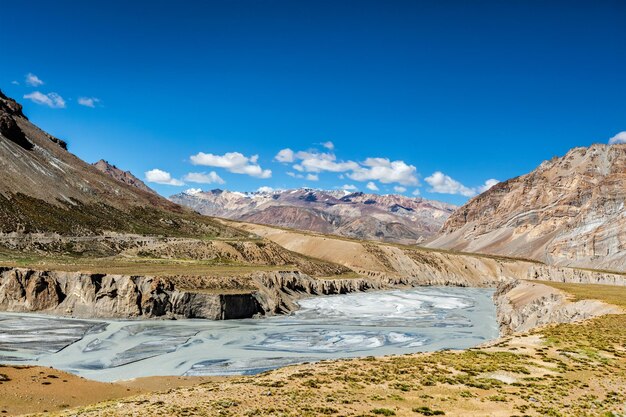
171, 188, 456, 244
0, 89, 243, 239
428, 144, 626, 271
92, 159, 155, 194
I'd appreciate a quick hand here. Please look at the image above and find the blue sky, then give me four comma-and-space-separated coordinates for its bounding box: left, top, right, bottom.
2, 0, 625, 204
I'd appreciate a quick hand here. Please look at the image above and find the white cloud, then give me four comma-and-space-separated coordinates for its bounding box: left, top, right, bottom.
78, 97, 100, 108
609, 131, 626, 145
366, 181, 379, 191
190, 151, 271, 178
286, 170, 318, 181
11, 80, 19, 85
145, 169, 184, 186
341, 184, 358, 191
23, 91, 66, 108
184, 188, 202, 195
412, 189, 421, 196
25, 73, 44, 86
282, 144, 419, 187
294, 151, 360, 173
275, 148, 295, 163
425, 172, 499, 197
183, 171, 225, 184
394, 186, 407, 193
257, 186, 274, 193
477, 178, 500, 193
348, 158, 419, 186
425, 171, 476, 197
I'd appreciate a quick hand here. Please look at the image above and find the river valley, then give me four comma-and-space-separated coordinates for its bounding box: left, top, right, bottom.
0, 287, 498, 382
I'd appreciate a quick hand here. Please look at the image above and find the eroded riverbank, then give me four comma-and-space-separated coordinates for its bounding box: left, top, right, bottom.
1, 279, 623, 416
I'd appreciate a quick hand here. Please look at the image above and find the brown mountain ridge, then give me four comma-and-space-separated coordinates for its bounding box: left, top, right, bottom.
428, 144, 626, 271
92, 159, 156, 195
0, 89, 244, 238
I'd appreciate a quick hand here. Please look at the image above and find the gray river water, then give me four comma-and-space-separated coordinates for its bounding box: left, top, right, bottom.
0, 287, 499, 382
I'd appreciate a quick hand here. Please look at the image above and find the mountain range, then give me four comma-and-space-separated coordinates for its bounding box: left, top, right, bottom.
170, 188, 456, 244
2, 88, 626, 272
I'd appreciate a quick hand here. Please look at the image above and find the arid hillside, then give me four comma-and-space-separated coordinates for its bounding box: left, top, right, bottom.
0, 90, 242, 239
429, 144, 626, 271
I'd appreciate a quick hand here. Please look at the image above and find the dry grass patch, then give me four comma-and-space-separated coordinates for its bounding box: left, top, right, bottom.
536, 280, 626, 308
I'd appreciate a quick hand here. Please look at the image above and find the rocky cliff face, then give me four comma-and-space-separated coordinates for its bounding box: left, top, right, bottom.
0, 267, 446, 320
170, 188, 456, 244
493, 279, 621, 335
0, 267, 261, 319
429, 144, 626, 271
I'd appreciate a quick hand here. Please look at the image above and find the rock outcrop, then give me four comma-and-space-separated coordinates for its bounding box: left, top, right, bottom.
0, 112, 32, 150
0, 265, 493, 320
0, 267, 262, 319
429, 144, 626, 271
92, 159, 156, 195
494, 279, 622, 335
0, 268, 417, 319
170, 188, 456, 244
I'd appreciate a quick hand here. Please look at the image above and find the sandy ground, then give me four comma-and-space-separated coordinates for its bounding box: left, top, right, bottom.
0, 366, 219, 416
0, 365, 140, 416
118, 375, 226, 392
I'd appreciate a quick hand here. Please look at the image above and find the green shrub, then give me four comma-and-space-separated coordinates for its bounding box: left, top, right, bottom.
413, 406, 445, 415
371, 408, 396, 416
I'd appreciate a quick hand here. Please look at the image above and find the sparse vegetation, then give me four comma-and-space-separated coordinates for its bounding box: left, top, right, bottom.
41, 282, 626, 417
412, 406, 445, 415
537, 280, 626, 308
371, 408, 396, 415
0, 192, 242, 238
